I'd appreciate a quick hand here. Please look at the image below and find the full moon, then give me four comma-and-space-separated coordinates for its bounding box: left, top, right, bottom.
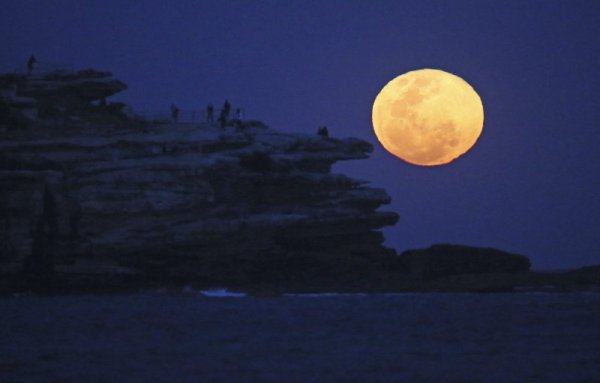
372, 69, 484, 166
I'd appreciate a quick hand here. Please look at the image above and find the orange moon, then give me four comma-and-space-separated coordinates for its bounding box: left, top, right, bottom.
372, 69, 484, 166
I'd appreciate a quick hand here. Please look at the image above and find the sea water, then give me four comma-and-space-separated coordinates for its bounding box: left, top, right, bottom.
1, 292, 599, 383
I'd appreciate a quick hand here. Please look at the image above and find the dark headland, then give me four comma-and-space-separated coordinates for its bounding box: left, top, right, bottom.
1, 68, 598, 295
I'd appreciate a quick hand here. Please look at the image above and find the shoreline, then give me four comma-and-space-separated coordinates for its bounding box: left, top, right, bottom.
2, 268, 598, 297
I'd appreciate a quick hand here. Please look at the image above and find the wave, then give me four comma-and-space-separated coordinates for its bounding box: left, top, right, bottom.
199, 288, 247, 298
282, 292, 427, 298
283, 292, 369, 298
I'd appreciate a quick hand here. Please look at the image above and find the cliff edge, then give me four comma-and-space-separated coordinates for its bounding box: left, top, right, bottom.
1, 68, 597, 294
0, 68, 402, 293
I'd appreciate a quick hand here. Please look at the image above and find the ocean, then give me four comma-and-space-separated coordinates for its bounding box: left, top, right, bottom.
1, 292, 599, 383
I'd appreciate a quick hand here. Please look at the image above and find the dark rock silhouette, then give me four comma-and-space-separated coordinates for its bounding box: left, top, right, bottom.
0, 67, 597, 295
0, 69, 128, 128
14, 69, 126, 104
0, 125, 402, 292
0, 67, 403, 293
400, 244, 531, 279
25, 185, 57, 272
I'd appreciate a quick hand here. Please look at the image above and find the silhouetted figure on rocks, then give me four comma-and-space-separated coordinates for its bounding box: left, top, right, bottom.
222, 100, 231, 120
171, 104, 179, 122
229, 108, 244, 131
206, 103, 214, 123
27, 55, 37, 75
318, 126, 329, 138
217, 100, 231, 129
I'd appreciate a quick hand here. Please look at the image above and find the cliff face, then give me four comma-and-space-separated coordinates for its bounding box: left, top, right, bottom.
6, 68, 591, 295
0, 121, 400, 290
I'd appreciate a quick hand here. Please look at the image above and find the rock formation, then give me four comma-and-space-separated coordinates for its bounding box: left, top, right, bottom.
0, 69, 128, 129
0, 68, 404, 293
399, 244, 531, 279
1, 68, 597, 294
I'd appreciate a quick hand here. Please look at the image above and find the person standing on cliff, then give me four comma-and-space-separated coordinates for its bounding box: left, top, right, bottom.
171, 103, 179, 123
222, 100, 231, 120
232, 108, 244, 131
318, 126, 329, 138
217, 100, 231, 129
27, 55, 37, 75
206, 103, 214, 124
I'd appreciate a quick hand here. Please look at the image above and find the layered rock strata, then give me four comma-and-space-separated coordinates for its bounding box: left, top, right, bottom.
2, 68, 596, 294
0, 122, 401, 291
0, 69, 128, 128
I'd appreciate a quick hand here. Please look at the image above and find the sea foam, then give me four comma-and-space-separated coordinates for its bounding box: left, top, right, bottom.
200, 288, 247, 298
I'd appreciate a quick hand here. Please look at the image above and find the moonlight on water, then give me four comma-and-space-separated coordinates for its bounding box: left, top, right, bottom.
372, 69, 484, 166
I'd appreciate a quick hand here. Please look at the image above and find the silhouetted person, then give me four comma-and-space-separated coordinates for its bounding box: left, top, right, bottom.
235, 108, 242, 120
217, 100, 231, 129
27, 55, 37, 75
206, 103, 214, 123
318, 126, 329, 138
222, 100, 231, 120
171, 103, 179, 122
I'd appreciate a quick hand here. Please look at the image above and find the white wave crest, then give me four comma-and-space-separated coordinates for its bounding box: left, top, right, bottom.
200, 288, 247, 298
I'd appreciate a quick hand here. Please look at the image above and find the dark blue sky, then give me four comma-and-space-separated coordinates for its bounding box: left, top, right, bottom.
2, 0, 599, 269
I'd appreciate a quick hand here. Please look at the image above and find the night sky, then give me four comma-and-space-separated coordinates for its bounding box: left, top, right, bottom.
2, 0, 599, 269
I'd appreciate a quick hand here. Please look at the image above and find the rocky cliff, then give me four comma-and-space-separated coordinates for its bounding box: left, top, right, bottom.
2, 68, 597, 294
0, 69, 128, 130
0, 68, 402, 292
